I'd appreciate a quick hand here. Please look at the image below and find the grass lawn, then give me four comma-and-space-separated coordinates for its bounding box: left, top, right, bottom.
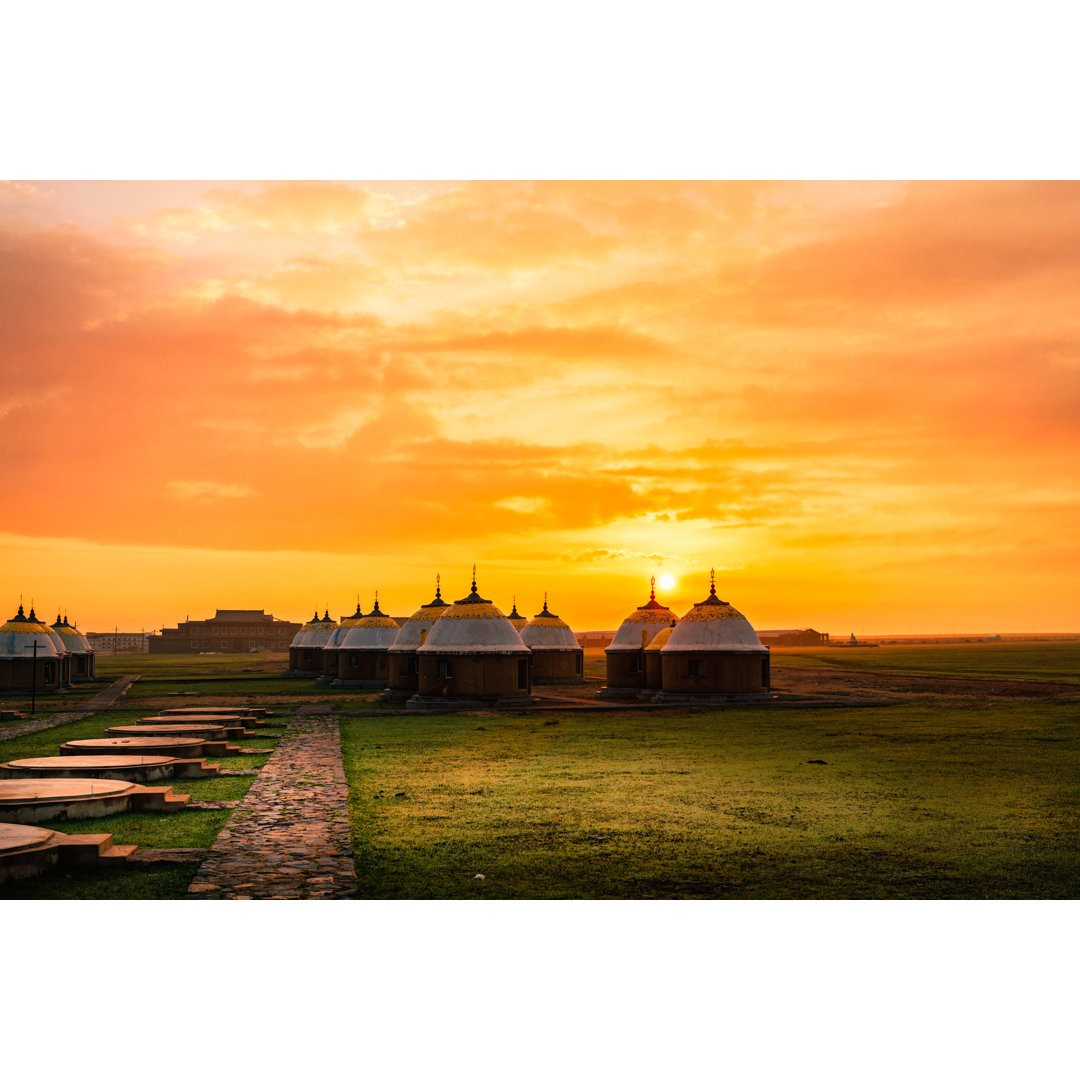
340, 700, 1080, 899
769, 641, 1080, 682
1, 865, 205, 900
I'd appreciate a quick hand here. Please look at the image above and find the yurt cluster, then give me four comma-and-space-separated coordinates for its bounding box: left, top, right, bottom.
0, 604, 97, 693
286, 569, 771, 708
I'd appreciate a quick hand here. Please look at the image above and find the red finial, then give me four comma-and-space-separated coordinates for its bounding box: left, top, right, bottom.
650, 575, 656, 601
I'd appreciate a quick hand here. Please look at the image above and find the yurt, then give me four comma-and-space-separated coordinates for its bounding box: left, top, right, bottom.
654, 571, 770, 700
411, 570, 532, 706
601, 579, 678, 698
520, 595, 583, 683
334, 595, 399, 688
382, 576, 450, 701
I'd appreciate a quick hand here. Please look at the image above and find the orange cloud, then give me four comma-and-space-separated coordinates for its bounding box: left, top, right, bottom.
3, 182, 1079, 633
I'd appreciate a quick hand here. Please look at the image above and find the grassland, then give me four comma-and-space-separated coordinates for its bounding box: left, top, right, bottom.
6, 642, 1079, 900
340, 699, 1080, 899
769, 641, 1080, 682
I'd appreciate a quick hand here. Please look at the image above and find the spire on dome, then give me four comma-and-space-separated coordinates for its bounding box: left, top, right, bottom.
699, 567, 727, 606
12, 603, 26, 623
650, 575, 656, 601
456, 566, 490, 605
425, 572, 449, 608
371, 591, 383, 616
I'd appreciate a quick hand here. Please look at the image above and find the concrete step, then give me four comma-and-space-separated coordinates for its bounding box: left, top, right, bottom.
100, 844, 139, 862
56, 833, 140, 868
176, 759, 220, 778
162, 793, 191, 812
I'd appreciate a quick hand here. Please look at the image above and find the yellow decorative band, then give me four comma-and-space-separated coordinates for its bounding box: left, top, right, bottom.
683, 608, 746, 622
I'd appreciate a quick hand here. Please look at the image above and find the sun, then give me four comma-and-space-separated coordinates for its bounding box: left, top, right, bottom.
658, 574, 675, 590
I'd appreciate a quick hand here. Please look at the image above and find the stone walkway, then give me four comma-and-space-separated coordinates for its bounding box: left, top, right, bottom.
0, 675, 140, 741
186, 709, 357, 900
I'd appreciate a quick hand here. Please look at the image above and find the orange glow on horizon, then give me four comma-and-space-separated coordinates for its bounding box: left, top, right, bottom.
1, 181, 1079, 635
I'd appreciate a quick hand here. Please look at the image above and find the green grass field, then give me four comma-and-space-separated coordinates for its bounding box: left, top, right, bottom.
340, 700, 1080, 899
5, 643, 1079, 900
769, 641, 1080, 681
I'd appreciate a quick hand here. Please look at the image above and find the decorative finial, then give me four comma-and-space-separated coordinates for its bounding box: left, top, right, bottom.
709, 568, 716, 597
650, 575, 656, 601
436, 572, 442, 599
543, 590, 548, 613
372, 589, 380, 614
471, 564, 478, 594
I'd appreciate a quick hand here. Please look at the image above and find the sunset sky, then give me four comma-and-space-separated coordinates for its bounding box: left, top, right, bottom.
2, 179, 1078, 634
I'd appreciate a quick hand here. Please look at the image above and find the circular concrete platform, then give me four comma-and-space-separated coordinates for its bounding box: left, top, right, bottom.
0, 778, 134, 804
62, 737, 209, 759
0, 822, 62, 883
106, 724, 227, 739
139, 714, 239, 724
0, 822, 58, 855
0, 778, 147, 825
1, 756, 179, 783
162, 706, 260, 714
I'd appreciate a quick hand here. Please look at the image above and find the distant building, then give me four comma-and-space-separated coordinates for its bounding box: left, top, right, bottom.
149, 609, 301, 654
757, 628, 830, 647
86, 631, 152, 653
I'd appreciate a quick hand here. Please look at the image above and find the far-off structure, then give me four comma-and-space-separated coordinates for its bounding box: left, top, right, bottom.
1, 604, 96, 694
410, 570, 532, 708
519, 595, 584, 683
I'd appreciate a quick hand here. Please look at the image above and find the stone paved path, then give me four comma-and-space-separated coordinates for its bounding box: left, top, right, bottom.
186, 710, 357, 900
0, 675, 140, 741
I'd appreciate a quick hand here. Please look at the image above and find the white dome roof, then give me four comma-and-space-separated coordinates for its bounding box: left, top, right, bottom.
53, 616, 91, 654
506, 599, 528, 631
323, 603, 367, 651
290, 610, 336, 649
520, 599, 579, 651
388, 581, 451, 653
339, 598, 400, 651
287, 613, 319, 643
0, 606, 62, 659
606, 583, 679, 652
417, 577, 530, 656
661, 579, 767, 654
